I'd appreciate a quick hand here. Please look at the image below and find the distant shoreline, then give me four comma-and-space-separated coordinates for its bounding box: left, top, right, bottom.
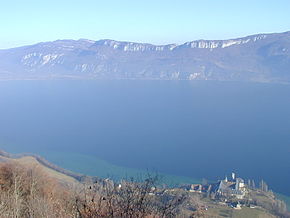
0, 77, 290, 86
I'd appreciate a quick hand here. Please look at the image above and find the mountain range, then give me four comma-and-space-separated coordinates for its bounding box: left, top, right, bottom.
0, 31, 289, 83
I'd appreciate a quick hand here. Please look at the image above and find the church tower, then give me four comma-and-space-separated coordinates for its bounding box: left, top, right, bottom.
232, 172, 236, 181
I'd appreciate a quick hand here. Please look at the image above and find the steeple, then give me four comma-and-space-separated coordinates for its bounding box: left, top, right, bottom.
232, 172, 236, 181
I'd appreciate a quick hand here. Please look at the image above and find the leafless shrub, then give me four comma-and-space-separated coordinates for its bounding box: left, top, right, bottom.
73, 174, 188, 218
0, 162, 74, 218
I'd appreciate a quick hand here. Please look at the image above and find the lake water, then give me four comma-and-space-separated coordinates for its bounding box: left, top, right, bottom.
0, 80, 289, 195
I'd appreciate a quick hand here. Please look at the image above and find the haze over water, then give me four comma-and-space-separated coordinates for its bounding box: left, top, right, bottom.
0, 80, 289, 195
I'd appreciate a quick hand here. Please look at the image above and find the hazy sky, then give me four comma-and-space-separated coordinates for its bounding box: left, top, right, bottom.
0, 0, 290, 49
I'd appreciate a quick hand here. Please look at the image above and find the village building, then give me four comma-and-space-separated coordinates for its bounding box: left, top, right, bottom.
189, 172, 247, 199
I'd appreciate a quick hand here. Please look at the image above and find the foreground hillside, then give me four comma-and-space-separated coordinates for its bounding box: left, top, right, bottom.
0, 31, 290, 83
0, 155, 78, 185
0, 151, 289, 217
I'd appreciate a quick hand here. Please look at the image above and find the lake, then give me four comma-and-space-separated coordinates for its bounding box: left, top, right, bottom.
0, 80, 289, 195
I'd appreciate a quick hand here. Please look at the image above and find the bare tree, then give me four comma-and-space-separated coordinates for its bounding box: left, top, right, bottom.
73, 174, 187, 218
0, 162, 75, 218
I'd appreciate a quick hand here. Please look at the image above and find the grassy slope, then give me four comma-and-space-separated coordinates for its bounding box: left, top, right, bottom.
0, 155, 79, 185
275, 193, 290, 211
206, 206, 275, 218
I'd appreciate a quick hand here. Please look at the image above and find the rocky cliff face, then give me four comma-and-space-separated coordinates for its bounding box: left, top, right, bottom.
0, 31, 289, 83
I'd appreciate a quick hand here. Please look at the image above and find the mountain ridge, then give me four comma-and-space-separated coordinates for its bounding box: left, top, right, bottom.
4, 30, 288, 50
0, 31, 289, 83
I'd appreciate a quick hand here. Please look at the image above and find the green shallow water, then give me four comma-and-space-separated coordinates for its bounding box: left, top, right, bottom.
41, 151, 201, 186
